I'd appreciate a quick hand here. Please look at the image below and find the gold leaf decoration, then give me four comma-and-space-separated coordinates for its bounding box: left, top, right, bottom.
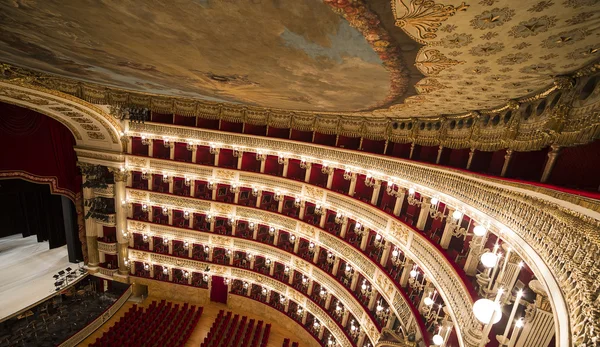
392, 0, 470, 42
415, 49, 465, 75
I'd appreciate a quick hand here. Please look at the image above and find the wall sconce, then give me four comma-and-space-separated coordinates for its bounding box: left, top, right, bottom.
248, 221, 256, 231
327, 252, 335, 265
334, 212, 346, 224
161, 207, 169, 216
209, 144, 219, 155
274, 191, 283, 201
230, 182, 240, 194
293, 197, 304, 208
265, 258, 272, 269
186, 141, 196, 151
364, 173, 376, 187
289, 234, 296, 245
184, 177, 192, 187
207, 180, 216, 191
141, 169, 149, 180
206, 214, 213, 223
314, 204, 324, 216
343, 168, 352, 181
252, 187, 261, 197
277, 154, 287, 165
284, 266, 290, 275
183, 211, 190, 220
268, 226, 276, 236
141, 136, 151, 146
299, 159, 310, 169
232, 147, 242, 158
321, 163, 334, 175
256, 150, 266, 161
163, 138, 173, 148
183, 241, 189, 250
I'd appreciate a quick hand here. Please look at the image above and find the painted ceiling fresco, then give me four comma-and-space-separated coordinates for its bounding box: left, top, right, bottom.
0, 0, 599, 117
0, 0, 411, 112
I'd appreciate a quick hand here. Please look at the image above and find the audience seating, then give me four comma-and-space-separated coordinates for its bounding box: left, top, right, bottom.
90, 300, 203, 347
282, 338, 300, 347
201, 310, 272, 347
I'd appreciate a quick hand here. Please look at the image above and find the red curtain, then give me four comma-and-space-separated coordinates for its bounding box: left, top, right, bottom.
210, 276, 228, 304
0, 102, 80, 200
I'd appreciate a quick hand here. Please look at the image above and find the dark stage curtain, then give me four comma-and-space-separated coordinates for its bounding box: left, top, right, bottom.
210, 276, 228, 304
0, 179, 75, 250
0, 102, 80, 199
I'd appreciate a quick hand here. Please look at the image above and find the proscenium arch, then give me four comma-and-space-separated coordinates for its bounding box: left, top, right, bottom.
125, 122, 596, 347
0, 82, 124, 152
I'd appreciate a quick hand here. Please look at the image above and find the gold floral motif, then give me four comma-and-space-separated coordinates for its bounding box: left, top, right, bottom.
215, 169, 236, 181
392, 0, 469, 42
415, 78, 448, 94
415, 49, 465, 75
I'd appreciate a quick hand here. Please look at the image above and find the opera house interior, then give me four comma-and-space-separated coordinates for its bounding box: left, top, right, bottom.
0, 1, 599, 346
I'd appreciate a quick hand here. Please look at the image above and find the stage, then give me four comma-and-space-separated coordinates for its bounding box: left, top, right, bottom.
0, 234, 80, 321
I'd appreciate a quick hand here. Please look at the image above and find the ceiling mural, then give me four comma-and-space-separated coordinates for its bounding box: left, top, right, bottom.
0, 0, 598, 118
0, 0, 413, 112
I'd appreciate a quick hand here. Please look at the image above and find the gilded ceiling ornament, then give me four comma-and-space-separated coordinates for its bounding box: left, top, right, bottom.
484, 74, 511, 82
414, 78, 448, 94
470, 7, 516, 30
519, 63, 556, 74
528, 0, 555, 12
566, 45, 600, 60
391, 0, 469, 42
439, 24, 457, 33
415, 49, 465, 75
565, 12, 595, 25
480, 31, 499, 40
513, 42, 532, 50
508, 16, 558, 38
563, 0, 598, 8
496, 52, 533, 65
498, 67, 514, 73
440, 33, 473, 48
469, 42, 505, 56
87, 132, 106, 140
478, 0, 498, 5
541, 28, 590, 48
464, 66, 491, 75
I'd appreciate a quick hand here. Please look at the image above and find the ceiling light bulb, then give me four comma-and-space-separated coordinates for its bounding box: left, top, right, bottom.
430, 197, 439, 205
452, 210, 463, 220
432, 334, 444, 345
473, 298, 502, 324
424, 296, 434, 306
410, 269, 417, 278
408, 188, 415, 195
392, 249, 399, 257
473, 225, 487, 237
480, 252, 498, 268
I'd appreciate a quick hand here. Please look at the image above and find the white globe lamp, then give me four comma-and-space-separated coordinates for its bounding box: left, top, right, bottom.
432, 334, 444, 345
452, 210, 463, 220
480, 252, 498, 268
430, 197, 439, 205
473, 298, 502, 324
473, 225, 487, 237
423, 296, 434, 306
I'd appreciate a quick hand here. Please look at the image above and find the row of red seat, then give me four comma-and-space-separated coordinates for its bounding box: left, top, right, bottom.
201, 310, 271, 347
91, 300, 202, 347
282, 338, 299, 347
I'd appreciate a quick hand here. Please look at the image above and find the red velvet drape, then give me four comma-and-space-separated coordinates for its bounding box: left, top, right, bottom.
210, 276, 228, 304
0, 103, 80, 200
